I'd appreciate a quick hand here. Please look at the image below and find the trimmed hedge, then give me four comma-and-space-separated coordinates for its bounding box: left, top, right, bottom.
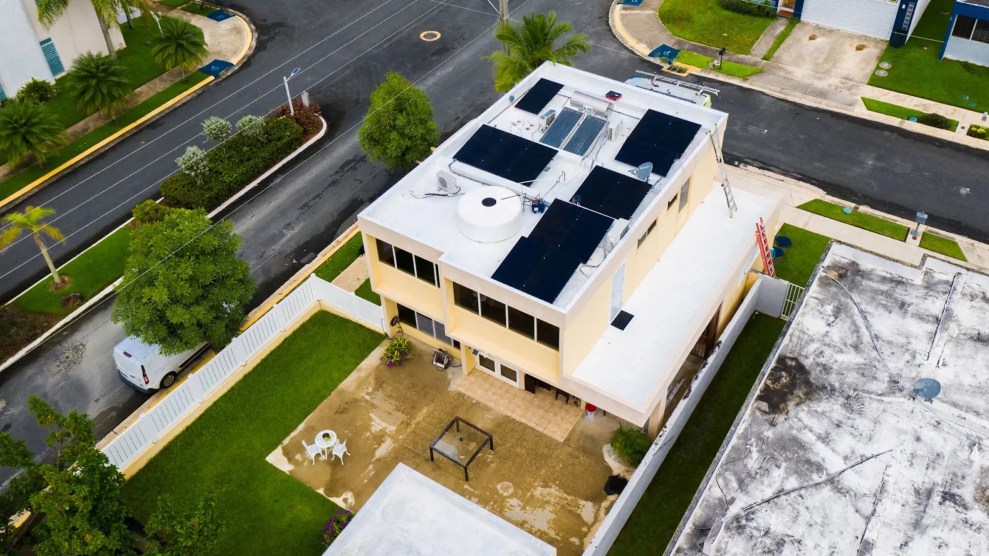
161, 117, 304, 210
719, 0, 774, 17
917, 112, 954, 130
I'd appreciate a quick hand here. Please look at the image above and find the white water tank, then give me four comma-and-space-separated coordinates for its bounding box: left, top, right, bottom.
456, 186, 524, 243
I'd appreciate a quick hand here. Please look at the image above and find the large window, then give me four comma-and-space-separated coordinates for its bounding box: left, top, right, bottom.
376, 239, 438, 286
396, 303, 458, 347
952, 15, 989, 44
452, 283, 560, 349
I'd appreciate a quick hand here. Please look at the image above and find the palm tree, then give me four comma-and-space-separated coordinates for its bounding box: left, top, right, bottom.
65, 52, 131, 118
485, 11, 590, 93
0, 100, 66, 167
0, 206, 66, 286
151, 17, 209, 73
37, 0, 122, 62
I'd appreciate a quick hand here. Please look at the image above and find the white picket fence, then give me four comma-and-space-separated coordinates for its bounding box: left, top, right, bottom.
583, 276, 785, 555
102, 274, 384, 470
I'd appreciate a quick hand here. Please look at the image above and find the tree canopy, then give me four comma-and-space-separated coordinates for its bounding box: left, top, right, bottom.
0, 101, 65, 166
112, 208, 254, 354
357, 72, 439, 172
486, 11, 589, 92
64, 52, 131, 118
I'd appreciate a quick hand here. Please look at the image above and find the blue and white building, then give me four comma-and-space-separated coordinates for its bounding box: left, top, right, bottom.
940, 0, 989, 66
785, 0, 932, 45
0, 0, 125, 102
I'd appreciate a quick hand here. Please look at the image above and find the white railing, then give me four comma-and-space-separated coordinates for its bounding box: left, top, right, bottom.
102, 274, 384, 470
780, 281, 805, 321
583, 277, 783, 555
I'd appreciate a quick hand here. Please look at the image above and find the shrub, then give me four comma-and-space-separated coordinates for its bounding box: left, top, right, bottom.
610, 426, 652, 466
64, 52, 130, 118
131, 199, 171, 226
917, 113, 953, 130
0, 100, 65, 166
322, 509, 354, 546
203, 115, 232, 142
274, 100, 323, 139
161, 117, 304, 210
152, 16, 209, 72
380, 336, 411, 367
175, 145, 209, 182
16, 78, 56, 104
719, 0, 774, 17
236, 115, 264, 140
967, 124, 989, 140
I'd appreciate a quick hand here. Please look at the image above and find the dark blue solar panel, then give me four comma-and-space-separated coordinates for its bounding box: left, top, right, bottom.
540, 109, 581, 148
615, 141, 679, 176
528, 201, 613, 263
454, 125, 557, 184
515, 79, 564, 114
563, 116, 607, 155
616, 110, 701, 177
492, 237, 580, 303
572, 166, 651, 220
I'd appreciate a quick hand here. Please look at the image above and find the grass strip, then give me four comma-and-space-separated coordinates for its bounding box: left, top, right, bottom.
355, 279, 380, 305
861, 98, 959, 131
123, 311, 385, 555
798, 199, 910, 241
611, 314, 786, 555
313, 234, 364, 283
0, 72, 210, 203
15, 226, 132, 316
920, 232, 967, 261
658, 0, 774, 55
772, 224, 831, 286
762, 18, 798, 61
677, 51, 714, 69
718, 60, 763, 78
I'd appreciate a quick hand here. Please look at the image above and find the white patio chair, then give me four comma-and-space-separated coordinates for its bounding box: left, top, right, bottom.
302, 439, 326, 464
331, 439, 350, 465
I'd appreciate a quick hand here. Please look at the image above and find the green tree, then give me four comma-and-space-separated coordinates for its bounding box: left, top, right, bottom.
0, 206, 66, 286
202, 115, 232, 142
485, 11, 589, 92
145, 496, 222, 556
236, 114, 263, 140
357, 72, 439, 172
65, 52, 131, 118
37, 0, 122, 62
112, 208, 255, 354
0, 100, 65, 166
152, 17, 209, 73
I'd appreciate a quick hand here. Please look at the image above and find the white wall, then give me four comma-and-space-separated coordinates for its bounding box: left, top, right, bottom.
22, 0, 123, 70
0, 0, 53, 96
801, 0, 899, 40
944, 35, 989, 67
908, 0, 932, 35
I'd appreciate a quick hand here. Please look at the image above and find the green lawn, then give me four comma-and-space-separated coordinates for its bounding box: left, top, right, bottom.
920, 232, 967, 261
861, 97, 959, 131
611, 314, 786, 555
772, 224, 831, 286
869, 0, 989, 112
658, 0, 776, 55
157, 0, 190, 7
313, 233, 364, 283
15, 226, 132, 316
355, 278, 380, 305
123, 311, 385, 555
0, 72, 209, 202
799, 199, 910, 241
719, 60, 763, 78
678, 51, 714, 69
762, 18, 798, 61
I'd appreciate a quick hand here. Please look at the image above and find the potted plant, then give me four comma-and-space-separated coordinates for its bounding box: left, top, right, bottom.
381, 336, 411, 367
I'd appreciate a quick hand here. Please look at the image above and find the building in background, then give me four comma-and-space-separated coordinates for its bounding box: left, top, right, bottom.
0, 0, 125, 101
940, 0, 989, 66
358, 63, 780, 437
784, 0, 931, 45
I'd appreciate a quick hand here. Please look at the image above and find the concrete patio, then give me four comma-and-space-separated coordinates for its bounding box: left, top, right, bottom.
265, 338, 627, 555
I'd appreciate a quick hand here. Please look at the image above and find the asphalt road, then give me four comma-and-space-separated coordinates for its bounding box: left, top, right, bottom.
2, 0, 989, 488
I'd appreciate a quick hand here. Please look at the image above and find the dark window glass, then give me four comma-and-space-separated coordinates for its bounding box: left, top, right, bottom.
479, 354, 496, 371
479, 295, 507, 325
973, 19, 989, 43
666, 195, 678, 210
953, 15, 977, 39
376, 239, 395, 267
453, 283, 479, 313
536, 320, 559, 350
396, 303, 416, 327
500, 364, 519, 383
434, 322, 455, 346
507, 306, 535, 339
679, 182, 690, 211
415, 312, 435, 335
395, 247, 415, 275
638, 218, 658, 247
414, 255, 437, 286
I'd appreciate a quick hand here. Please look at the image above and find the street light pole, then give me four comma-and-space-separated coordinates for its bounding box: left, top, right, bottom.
283, 67, 301, 116
499, 0, 509, 53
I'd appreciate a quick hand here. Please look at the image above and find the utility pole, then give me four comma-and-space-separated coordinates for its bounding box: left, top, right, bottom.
499, 0, 509, 53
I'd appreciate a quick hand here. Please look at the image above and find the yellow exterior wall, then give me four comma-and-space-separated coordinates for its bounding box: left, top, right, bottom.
364, 233, 445, 323
447, 305, 559, 383
560, 276, 612, 376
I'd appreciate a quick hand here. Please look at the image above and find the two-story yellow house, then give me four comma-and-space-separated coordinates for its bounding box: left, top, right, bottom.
358, 64, 779, 436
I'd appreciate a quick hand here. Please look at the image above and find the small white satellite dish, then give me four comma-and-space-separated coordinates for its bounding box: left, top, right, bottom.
633, 162, 653, 181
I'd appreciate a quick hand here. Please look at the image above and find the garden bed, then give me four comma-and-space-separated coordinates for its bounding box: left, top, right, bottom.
798, 199, 910, 241
773, 223, 831, 286
861, 98, 959, 132
920, 232, 967, 261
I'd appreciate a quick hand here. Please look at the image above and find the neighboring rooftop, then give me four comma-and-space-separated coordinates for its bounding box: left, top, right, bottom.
323, 464, 556, 556
673, 245, 989, 555
360, 63, 727, 309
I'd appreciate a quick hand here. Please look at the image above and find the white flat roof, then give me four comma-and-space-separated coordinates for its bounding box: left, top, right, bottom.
568, 186, 777, 424
360, 64, 727, 309
673, 245, 989, 555
323, 464, 556, 556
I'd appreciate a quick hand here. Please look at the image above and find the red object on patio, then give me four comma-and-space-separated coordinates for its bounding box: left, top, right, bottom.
585, 403, 597, 415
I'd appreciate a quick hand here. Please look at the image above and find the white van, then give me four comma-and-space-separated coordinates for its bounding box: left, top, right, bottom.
114, 337, 209, 393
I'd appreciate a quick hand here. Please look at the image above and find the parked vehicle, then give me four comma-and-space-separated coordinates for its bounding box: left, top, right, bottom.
114, 337, 209, 393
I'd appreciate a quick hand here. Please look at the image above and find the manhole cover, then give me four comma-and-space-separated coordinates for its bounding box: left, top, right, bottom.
879, 62, 892, 69
419, 30, 441, 42
874, 69, 888, 77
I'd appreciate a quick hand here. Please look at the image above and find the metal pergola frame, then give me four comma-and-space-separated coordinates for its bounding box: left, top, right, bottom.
428, 416, 494, 481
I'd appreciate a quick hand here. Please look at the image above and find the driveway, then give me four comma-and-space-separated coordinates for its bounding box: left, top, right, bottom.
772, 22, 885, 83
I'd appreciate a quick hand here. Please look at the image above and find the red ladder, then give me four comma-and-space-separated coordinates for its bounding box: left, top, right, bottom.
756, 217, 776, 277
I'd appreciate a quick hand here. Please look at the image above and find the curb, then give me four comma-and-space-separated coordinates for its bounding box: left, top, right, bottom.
0, 116, 327, 375
0, 8, 258, 212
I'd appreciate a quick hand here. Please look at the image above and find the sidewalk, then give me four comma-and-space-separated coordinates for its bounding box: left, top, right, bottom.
609, 0, 989, 151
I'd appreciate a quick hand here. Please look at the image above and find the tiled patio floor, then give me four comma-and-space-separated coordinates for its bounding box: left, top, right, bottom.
265, 339, 625, 555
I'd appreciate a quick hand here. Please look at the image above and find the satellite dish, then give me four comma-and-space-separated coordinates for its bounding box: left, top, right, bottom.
633, 162, 653, 181
912, 378, 941, 402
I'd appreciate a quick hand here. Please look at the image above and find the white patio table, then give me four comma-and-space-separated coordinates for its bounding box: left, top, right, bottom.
315, 430, 338, 451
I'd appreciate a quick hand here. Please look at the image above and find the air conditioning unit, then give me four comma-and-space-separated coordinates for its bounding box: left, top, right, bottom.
605, 218, 629, 253
538, 109, 557, 131
437, 170, 458, 194
607, 120, 623, 141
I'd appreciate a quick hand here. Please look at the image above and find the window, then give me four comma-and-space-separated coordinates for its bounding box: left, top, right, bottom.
39, 39, 64, 76
376, 239, 395, 266
376, 239, 438, 286
395, 248, 415, 275
637, 218, 658, 247
667, 377, 686, 403
414, 255, 437, 286
536, 320, 559, 349
453, 283, 479, 313
507, 306, 535, 339
666, 195, 678, 211
679, 182, 690, 211
479, 295, 507, 325
0, 83, 6, 103
499, 364, 519, 383
397, 303, 416, 327
974, 19, 989, 44
479, 354, 496, 371
953, 15, 977, 39
396, 303, 459, 348
451, 282, 558, 350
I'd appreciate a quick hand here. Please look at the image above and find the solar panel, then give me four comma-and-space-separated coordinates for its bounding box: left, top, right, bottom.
454, 125, 557, 184
615, 141, 679, 177
528, 201, 614, 262
492, 237, 580, 303
515, 79, 564, 114
563, 116, 607, 155
571, 166, 651, 220
540, 109, 581, 148
615, 110, 701, 177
